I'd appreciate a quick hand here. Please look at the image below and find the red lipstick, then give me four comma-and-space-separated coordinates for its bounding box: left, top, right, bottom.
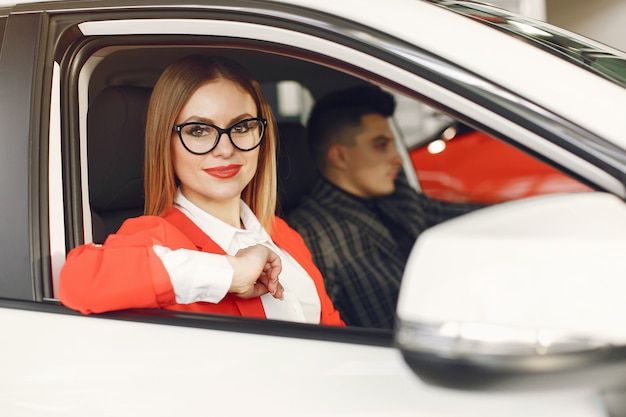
204, 164, 242, 179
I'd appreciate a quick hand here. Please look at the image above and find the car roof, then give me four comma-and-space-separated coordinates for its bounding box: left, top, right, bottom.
3, 0, 626, 149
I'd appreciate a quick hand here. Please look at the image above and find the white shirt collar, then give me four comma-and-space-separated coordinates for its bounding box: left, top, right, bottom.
173, 188, 270, 254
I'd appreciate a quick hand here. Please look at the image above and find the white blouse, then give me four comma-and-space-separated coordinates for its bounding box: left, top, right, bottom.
152, 189, 321, 324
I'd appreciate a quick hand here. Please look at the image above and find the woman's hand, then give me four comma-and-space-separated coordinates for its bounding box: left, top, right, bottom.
226, 244, 284, 300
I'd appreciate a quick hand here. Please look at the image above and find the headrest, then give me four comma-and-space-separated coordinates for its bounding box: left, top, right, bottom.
88, 86, 152, 213
276, 121, 317, 216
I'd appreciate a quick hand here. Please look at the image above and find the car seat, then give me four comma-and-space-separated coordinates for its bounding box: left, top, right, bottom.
87, 86, 151, 243
276, 121, 317, 217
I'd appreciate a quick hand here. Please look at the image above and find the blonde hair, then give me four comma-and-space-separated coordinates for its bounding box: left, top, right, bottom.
144, 55, 278, 232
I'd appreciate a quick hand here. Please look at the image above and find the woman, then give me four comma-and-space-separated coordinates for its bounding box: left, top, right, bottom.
59, 55, 344, 326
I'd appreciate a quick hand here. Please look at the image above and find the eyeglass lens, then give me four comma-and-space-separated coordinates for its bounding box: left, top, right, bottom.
178, 118, 265, 154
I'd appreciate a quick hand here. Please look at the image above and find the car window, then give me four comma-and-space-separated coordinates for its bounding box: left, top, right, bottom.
81, 46, 595, 287
43, 8, 606, 335
385, 91, 594, 204
385, 90, 594, 203
403, 119, 593, 203
259, 79, 594, 205
262, 80, 313, 125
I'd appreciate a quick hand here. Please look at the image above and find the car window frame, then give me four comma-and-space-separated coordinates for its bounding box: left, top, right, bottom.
0, 9, 50, 301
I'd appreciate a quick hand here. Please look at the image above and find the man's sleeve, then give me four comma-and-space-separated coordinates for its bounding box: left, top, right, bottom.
416, 193, 487, 228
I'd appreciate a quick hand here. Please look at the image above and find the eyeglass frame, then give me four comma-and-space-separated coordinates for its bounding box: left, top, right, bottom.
172, 117, 267, 155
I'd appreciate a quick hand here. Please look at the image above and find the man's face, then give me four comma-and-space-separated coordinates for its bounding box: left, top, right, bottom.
338, 113, 403, 199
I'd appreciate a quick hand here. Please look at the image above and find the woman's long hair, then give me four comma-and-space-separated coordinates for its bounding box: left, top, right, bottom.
144, 55, 278, 232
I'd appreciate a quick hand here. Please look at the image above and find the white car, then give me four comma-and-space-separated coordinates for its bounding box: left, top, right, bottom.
1, 0, 626, 416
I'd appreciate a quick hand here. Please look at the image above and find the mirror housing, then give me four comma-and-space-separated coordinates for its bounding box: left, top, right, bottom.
395, 192, 626, 391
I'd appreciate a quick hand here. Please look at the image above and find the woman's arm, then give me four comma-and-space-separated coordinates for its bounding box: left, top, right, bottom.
58, 216, 186, 314
59, 215, 284, 314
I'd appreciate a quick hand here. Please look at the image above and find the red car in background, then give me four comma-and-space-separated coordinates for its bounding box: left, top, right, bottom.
409, 124, 593, 203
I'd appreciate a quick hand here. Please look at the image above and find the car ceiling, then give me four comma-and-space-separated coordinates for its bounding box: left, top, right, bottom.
89, 45, 367, 104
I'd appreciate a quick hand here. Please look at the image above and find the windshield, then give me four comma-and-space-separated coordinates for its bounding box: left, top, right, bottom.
430, 1, 626, 88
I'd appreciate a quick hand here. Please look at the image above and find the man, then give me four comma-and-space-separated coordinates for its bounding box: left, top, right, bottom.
287, 85, 482, 329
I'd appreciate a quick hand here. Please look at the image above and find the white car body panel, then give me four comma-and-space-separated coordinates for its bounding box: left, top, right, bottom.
398, 192, 626, 342
274, 0, 626, 149
0, 307, 607, 417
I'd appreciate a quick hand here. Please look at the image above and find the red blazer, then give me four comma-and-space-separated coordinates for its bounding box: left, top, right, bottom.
59, 208, 344, 326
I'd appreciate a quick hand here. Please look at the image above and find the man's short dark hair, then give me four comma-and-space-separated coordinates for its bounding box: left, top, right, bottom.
307, 85, 396, 170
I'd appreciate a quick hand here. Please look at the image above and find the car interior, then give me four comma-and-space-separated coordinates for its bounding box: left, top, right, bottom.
81, 43, 592, 245
84, 46, 402, 243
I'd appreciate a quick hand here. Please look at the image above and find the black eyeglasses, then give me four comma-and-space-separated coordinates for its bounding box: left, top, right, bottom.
172, 117, 267, 155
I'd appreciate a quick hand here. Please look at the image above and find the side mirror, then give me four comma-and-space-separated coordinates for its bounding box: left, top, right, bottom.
395, 192, 626, 392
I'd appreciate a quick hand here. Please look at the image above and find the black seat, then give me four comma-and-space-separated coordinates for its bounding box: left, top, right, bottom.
276, 121, 317, 217
87, 86, 152, 243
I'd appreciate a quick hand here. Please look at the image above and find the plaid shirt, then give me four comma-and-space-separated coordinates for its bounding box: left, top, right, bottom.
287, 174, 483, 329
